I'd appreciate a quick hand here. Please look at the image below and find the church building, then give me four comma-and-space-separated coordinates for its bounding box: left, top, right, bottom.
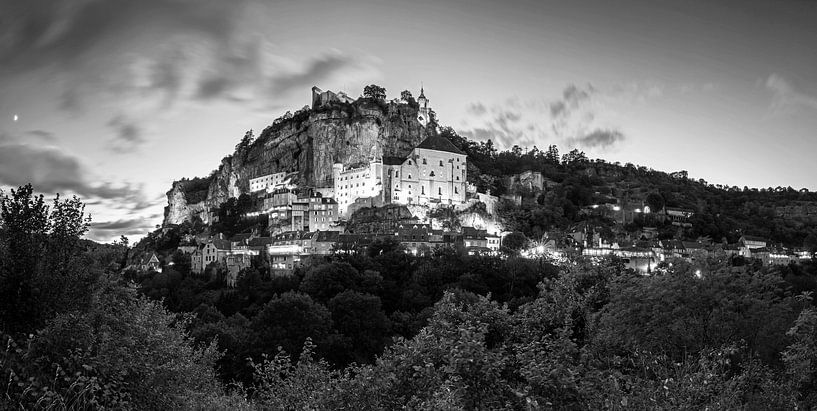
383, 135, 467, 207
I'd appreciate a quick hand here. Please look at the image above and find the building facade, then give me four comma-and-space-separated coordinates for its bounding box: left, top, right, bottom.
333, 161, 383, 216
382, 135, 467, 207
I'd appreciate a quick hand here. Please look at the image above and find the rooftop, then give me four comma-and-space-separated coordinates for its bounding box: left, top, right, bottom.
415, 135, 465, 155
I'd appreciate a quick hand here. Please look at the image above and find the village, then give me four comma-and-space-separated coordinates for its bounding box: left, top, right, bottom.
133, 87, 813, 285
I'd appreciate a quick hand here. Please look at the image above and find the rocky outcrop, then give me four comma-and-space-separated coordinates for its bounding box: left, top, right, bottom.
164, 182, 212, 226
776, 202, 817, 221
163, 98, 428, 226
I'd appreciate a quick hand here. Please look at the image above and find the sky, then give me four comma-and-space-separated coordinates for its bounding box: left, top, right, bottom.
1, 0, 816, 242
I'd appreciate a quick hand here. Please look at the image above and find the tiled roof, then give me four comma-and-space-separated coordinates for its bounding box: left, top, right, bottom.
315, 231, 340, 242
383, 156, 406, 165
415, 135, 465, 155
248, 237, 274, 247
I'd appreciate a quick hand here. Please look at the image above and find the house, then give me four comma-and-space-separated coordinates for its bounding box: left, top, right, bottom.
305, 195, 339, 232
459, 226, 490, 255
396, 224, 433, 255
312, 231, 340, 255
739, 235, 768, 258
665, 207, 694, 227
147, 253, 161, 272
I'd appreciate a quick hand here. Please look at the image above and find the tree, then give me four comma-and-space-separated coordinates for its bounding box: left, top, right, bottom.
251, 292, 333, 359
363, 84, 386, 100
400, 90, 413, 102
2, 279, 223, 409
299, 261, 361, 302
502, 232, 528, 254
0, 185, 94, 333
328, 290, 391, 365
561, 149, 587, 165
545, 144, 560, 164
645, 192, 665, 212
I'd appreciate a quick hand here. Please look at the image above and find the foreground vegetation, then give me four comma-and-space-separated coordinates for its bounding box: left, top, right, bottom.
4, 185, 817, 409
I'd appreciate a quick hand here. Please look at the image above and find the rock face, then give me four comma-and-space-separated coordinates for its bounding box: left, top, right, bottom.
164, 182, 212, 226
776, 202, 817, 221
163, 98, 428, 226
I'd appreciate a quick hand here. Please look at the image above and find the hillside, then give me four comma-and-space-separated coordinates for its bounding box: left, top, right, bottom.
164, 95, 430, 225
431, 126, 817, 248
159, 90, 817, 251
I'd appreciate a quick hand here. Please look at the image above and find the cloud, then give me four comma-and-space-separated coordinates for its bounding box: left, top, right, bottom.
459, 83, 630, 152
268, 53, 358, 98
107, 115, 145, 153
25, 130, 57, 142
766, 73, 817, 113
565, 129, 625, 149
0, 0, 243, 73
88, 217, 158, 242
0, 134, 144, 202
550, 84, 593, 118
466, 103, 487, 116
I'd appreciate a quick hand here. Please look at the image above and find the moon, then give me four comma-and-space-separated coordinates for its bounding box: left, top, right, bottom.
13, 114, 18, 122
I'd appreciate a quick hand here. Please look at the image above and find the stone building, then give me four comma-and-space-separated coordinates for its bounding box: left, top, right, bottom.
250, 172, 288, 193
382, 135, 467, 207
333, 161, 384, 216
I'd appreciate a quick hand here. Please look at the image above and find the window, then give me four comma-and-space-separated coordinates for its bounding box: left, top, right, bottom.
421, 186, 425, 195
455, 187, 458, 194
408, 160, 412, 165
408, 174, 412, 179
439, 160, 444, 166
456, 176, 459, 181
422, 158, 427, 164
429, 171, 435, 177
438, 187, 442, 195
396, 171, 399, 178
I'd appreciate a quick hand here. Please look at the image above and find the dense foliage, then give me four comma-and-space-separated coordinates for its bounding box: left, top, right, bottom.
6, 158, 817, 409
438, 126, 817, 247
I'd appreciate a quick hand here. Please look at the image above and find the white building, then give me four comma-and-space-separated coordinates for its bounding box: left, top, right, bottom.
383, 135, 467, 207
332, 161, 383, 216
250, 172, 288, 193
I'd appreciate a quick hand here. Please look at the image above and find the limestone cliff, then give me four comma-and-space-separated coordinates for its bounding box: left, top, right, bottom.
163, 98, 428, 226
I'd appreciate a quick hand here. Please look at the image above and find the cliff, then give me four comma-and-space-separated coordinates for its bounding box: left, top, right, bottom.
163, 97, 428, 226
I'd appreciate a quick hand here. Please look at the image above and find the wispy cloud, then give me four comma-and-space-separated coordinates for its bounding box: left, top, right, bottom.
107, 115, 146, 153
108, 114, 146, 153
25, 130, 58, 143
88, 217, 159, 242
765, 73, 817, 114
459, 84, 630, 152
0, 133, 144, 202
565, 129, 625, 150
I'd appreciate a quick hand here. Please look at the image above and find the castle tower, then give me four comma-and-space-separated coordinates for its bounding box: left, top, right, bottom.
417, 86, 430, 127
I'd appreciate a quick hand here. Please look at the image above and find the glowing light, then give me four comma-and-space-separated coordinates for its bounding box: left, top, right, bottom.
634, 208, 641, 213
591, 204, 599, 209
13, 114, 18, 122
613, 206, 621, 211
695, 269, 702, 278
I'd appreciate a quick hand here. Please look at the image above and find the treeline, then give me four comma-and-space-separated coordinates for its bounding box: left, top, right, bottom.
135, 238, 556, 385
439, 126, 817, 248
6, 185, 817, 408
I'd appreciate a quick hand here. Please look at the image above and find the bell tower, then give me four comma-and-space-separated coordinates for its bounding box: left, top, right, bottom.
417, 85, 430, 127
